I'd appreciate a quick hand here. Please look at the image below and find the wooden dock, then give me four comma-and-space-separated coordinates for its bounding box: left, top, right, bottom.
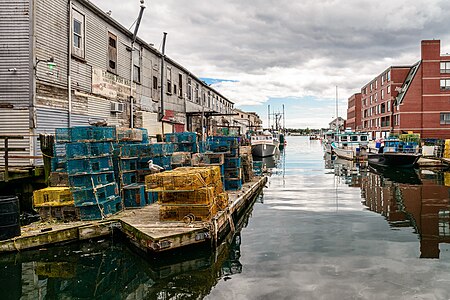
0, 176, 267, 254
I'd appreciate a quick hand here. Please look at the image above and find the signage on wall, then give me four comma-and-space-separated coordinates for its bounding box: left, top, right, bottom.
92, 68, 136, 100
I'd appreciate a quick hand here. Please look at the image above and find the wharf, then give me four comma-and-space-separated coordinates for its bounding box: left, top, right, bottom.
418, 157, 449, 168
0, 176, 267, 254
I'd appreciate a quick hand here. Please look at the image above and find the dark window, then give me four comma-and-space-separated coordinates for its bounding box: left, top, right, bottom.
178, 74, 183, 97
153, 76, 158, 90
107, 32, 117, 74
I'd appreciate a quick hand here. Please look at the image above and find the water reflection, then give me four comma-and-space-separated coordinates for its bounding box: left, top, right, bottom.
0, 204, 256, 299
328, 152, 450, 259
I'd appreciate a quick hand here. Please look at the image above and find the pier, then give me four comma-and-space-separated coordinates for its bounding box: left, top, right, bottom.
0, 176, 267, 254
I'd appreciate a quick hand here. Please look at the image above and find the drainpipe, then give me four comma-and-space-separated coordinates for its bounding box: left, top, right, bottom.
159, 32, 167, 135
159, 32, 167, 123
30, 0, 37, 164
68, 0, 72, 127
130, 0, 146, 128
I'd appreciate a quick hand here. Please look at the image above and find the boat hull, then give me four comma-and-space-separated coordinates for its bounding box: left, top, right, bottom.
367, 152, 421, 168
252, 143, 277, 157
332, 147, 354, 160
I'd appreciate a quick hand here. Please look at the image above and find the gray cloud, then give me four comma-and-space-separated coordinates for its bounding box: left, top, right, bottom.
92, 0, 450, 126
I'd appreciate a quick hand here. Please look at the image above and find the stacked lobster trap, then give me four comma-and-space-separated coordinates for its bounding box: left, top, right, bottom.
145, 166, 229, 222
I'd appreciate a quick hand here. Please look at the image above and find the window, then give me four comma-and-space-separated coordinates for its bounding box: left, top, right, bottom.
387, 101, 391, 112
153, 76, 158, 90
107, 32, 117, 73
178, 74, 183, 97
440, 79, 450, 90
133, 47, 141, 83
381, 89, 384, 99
72, 9, 85, 58
195, 84, 199, 103
387, 85, 391, 94
438, 210, 450, 237
440, 113, 450, 124
375, 80, 378, 89
370, 83, 373, 91
441, 62, 450, 73
387, 70, 391, 81
166, 67, 172, 94
187, 78, 192, 100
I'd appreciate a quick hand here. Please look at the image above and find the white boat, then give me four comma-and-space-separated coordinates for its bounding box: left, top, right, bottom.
331, 131, 370, 161
322, 130, 335, 154
251, 131, 278, 157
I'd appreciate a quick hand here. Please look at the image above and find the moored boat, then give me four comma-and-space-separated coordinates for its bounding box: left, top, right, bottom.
331, 131, 370, 161
367, 137, 421, 168
251, 130, 278, 157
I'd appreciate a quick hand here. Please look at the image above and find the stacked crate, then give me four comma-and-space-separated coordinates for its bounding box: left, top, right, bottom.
252, 161, 264, 176
240, 146, 253, 183
444, 140, 450, 158
191, 152, 225, 178
33, 187, 78, 221
145, 166, 228, 222
118, 142, 173, 207
66, 127, 122, 220
207, 136, 243, 191
165, 132, 198, 153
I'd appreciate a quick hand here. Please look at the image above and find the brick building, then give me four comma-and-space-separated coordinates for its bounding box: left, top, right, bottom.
346, 93, 361, 131
360, 66, 410, 138
360, 40, 450, 139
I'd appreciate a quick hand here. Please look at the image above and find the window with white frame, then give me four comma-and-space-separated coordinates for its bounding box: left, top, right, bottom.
387, 101, 391, 112
381, 89, 384, 99
441, 62, 450, 73
72, 9, 85, 58
440, 112, 450, 124
387, 70, 391, 81
440, 79, 450, 90
387, 85, 391, 94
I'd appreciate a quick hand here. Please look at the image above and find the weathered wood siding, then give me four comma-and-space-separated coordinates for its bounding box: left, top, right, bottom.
0, 0, 32, 166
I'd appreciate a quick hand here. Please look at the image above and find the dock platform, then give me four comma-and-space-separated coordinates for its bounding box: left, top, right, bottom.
0, 176, 267, 254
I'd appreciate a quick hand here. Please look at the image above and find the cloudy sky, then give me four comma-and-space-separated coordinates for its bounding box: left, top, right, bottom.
92, 0, 450, 128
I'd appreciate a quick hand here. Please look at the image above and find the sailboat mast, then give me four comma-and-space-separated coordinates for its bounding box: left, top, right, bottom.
335, 86, 339, 134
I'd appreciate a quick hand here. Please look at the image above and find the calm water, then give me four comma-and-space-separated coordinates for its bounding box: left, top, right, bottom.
3, 136, 450, 299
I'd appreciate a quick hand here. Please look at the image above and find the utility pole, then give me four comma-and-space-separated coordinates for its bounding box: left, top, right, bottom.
130, 0, 146, 128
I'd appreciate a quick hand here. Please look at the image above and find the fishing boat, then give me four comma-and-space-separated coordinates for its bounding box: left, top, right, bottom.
322, 130, 335, 154
251, 130, 278, 157
367, 137, 421, 168
330, 131, 370, 161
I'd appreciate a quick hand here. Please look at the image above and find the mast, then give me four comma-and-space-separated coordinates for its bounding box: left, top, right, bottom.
268, 105, 270, 130
335, 86, 339, 134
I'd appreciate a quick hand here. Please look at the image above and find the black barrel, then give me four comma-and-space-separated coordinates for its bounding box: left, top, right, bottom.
0, 196, 20, 241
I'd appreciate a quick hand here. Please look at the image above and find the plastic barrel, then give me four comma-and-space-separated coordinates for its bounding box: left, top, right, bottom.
0, 196, 21, 241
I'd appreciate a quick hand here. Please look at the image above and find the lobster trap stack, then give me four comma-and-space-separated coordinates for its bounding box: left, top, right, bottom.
118, 142, 174, 207
63, 127, 122, 220
207, 136, 243, 191
145, 166, 229, 222
165, 132, 199, 153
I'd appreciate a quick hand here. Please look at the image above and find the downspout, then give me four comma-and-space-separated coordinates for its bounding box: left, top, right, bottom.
68, 0, 72, 127
159, 32, 167, 125
30, 0, 37, 164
